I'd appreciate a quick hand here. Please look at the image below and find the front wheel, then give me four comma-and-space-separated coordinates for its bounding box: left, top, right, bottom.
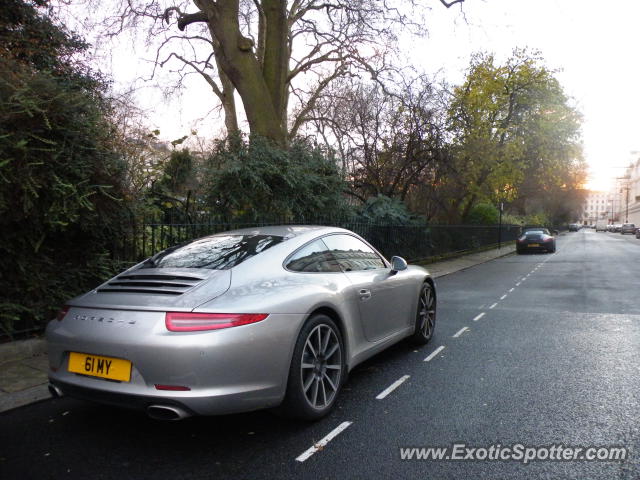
279, 315, 345, 420
410, 282, 436, 345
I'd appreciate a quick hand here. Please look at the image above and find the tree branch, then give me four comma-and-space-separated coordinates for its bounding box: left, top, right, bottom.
177, 11, 209, 31
439, 0, 465, 7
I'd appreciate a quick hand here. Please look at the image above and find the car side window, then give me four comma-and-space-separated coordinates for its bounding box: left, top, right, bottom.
321, 235, 386, 272
285, 239, 342, 273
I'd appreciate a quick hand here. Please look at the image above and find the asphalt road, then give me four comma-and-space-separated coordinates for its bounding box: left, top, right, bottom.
1, 230, 639, 479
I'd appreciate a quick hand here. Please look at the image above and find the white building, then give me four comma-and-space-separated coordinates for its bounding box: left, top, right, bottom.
582, 191, 615, 225
622, 158, 640, 224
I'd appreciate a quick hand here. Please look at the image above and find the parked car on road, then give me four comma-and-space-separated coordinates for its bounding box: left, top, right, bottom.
568, 223, 580, 231
620, 223, 636, 235
46, 226, 436, 420
516, 228, 556, 254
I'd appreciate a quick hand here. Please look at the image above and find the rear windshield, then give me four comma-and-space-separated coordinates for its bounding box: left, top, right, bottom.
139, 234, 286, 270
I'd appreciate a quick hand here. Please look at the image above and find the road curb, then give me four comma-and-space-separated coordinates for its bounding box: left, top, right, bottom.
0, 383, 51, 413
429, 246, 516, 279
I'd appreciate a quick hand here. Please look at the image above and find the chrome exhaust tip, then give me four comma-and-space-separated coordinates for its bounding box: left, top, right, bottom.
48, 383, 64, 398
146, 405, 191, 421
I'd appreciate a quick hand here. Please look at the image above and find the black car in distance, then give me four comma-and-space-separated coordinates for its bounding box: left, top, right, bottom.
516, 228, 556, 254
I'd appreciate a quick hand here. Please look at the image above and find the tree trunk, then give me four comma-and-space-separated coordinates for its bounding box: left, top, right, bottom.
218, 69, 239, 136
199, 0, 288, 145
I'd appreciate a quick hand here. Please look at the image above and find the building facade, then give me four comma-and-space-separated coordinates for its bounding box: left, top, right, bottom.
623, 158, 640, 224
582, 191, 615, 225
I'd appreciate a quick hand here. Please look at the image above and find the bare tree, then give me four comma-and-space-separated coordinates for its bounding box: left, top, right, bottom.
307, 75, 449, 205
96, 0, 464, 145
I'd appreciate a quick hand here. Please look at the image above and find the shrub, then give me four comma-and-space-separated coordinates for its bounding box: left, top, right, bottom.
202, 135, 352, 220
0, 2, 127, 337
466, 203, 500, 225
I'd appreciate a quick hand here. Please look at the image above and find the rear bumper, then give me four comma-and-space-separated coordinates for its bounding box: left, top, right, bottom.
46, 310, 306, 416
49, 379, 198, 415
517, 243, 554, 252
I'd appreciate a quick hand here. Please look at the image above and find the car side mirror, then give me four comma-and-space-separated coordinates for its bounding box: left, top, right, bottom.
390, 256, 408, 273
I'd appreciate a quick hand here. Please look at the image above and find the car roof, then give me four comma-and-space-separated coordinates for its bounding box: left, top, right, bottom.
209, 225, 350, 239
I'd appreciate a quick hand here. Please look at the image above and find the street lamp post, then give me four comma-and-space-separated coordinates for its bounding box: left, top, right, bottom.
617, 176, 631, 223
625, 185, 630, 222
498, 202, 503, 250
609, 199, 613, 224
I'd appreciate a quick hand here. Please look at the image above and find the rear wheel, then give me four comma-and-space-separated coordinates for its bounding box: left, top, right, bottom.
410, 282, 436, 345
279, 315, 344, 420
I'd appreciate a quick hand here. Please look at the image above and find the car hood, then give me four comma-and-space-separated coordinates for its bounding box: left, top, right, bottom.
67, 268, 231, 311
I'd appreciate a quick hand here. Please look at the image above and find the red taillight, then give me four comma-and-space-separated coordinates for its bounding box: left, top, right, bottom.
165, 312, 269, 332
544, 237, 553, 242
154, 384, 191, 391
56, 306, 70, 322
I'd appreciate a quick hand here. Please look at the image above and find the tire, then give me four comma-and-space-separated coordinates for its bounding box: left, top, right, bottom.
410, 282, 436, 345
279, 315, 345, 420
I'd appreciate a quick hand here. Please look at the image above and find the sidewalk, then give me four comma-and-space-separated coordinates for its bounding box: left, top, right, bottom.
0, 243, 515, 414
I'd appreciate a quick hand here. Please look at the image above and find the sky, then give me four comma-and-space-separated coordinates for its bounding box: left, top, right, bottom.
87, 0, 640, 193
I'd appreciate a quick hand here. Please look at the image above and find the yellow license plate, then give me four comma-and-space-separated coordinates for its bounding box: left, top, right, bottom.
528, 243, 540, 247
68, 352, 132, 382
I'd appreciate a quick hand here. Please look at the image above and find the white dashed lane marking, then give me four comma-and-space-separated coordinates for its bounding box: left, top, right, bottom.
296, 422, 353, 462
376, 375, 410, 400
453, 327, 469, 338
424, 345, 445, 362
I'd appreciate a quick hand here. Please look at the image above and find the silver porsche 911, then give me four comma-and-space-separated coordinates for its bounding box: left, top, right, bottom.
46, 226, 436, 420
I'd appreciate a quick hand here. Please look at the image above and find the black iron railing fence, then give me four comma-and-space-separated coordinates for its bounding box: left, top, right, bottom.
3, 215, 526, 340
112, 214, 523, 265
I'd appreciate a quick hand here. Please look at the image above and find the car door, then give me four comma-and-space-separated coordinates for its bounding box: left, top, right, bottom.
322, 234, 414, 342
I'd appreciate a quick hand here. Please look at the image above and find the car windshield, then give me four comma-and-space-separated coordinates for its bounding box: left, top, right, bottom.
524, 229, 549, 235
140, 234, 286, 270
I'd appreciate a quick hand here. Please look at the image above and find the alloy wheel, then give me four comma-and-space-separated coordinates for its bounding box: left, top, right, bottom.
418, 284, 436, 339
300, 324, 342, 410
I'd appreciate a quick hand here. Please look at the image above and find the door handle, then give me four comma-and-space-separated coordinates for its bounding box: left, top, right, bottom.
359, 289, 371, 300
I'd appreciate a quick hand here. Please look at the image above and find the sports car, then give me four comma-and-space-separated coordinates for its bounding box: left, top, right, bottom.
516, 228, 556, 254
46, 226, 436, 420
